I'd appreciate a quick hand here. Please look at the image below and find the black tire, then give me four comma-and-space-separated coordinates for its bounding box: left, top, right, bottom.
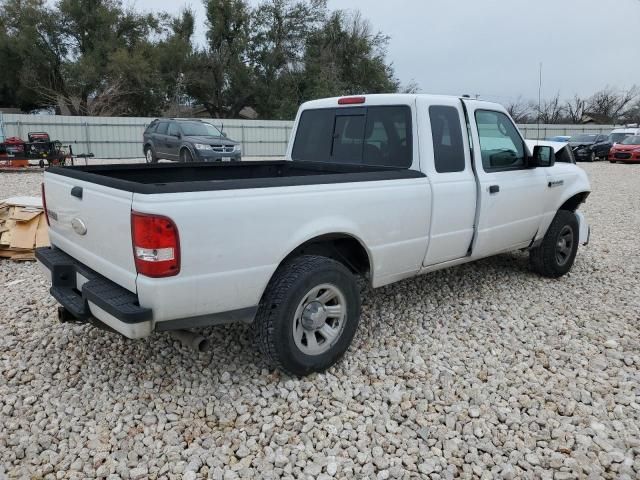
589, 151, 595, 162
609, 160, 616, 164
144, 146, 157, 164
529, 210, 580, 278
180, 148, 193, 162
254, 255, 360, 376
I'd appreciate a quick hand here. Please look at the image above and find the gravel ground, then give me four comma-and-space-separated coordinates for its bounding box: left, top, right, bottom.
1, 164, 639, 479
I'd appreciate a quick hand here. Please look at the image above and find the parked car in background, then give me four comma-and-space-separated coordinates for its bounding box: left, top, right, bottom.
143, 119, 242, 163
526, 139, 575, 164
609, 135, 640, 163
568, 133, 611, 162
609, 126, 640, 145
546, 135, 572, 142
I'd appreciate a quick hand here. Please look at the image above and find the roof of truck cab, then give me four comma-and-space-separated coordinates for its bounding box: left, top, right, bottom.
300, 94, 502, 110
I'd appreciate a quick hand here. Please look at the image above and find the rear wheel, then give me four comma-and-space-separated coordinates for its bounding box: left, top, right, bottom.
180, 148, 193, 162
529, 210, 579, 278
254, 255, 360, 376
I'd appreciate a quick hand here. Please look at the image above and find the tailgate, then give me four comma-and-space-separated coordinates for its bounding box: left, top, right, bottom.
44, 171, 137, 293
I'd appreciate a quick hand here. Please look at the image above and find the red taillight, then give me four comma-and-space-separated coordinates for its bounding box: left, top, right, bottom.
338, 96, 366, 105
131, 212, 180, 278
41, 183, 50, 226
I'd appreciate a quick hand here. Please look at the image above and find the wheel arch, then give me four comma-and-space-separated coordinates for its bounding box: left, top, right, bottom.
278, 233, 373, 279
559, 191, 590, 212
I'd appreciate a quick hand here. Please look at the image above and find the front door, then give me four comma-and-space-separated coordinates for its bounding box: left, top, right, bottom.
465, 103, 548, 257
165, 122, 181, 160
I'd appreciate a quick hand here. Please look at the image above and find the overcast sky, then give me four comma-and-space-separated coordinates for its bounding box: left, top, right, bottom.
129, 0, 640, 104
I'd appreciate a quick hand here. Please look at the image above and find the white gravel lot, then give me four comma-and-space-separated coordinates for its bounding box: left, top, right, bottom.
1, 164, 639, 479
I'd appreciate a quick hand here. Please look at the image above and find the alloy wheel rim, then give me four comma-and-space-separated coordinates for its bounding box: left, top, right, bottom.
146, 149, 152, 163
555, 225, 574, 266
293, 284, 347, 356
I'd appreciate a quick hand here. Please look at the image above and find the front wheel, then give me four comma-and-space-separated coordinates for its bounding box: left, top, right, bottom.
529, 210, 580, 278
589, 151, 596, 162
180, 148, 193, 162
254, 255, 361, 376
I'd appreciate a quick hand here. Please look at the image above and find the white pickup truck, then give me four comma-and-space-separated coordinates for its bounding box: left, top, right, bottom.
37, 94, 591, 375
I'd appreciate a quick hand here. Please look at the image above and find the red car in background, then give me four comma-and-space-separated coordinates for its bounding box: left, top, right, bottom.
609, 135, 640, 163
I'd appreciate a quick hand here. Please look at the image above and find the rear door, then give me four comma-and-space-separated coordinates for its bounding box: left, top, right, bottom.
417, 97, 476, 266
44, 172, 137, 292
464, 101, 548, 257
153, 121, 170, 158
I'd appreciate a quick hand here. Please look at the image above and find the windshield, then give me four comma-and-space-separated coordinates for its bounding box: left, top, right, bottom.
621, 135, 640, 145
179, 122, 223, 137
610, 133, 631, 143
570, 134, 597, 143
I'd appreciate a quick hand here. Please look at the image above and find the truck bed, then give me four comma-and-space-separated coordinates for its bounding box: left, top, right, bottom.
48, 161, 424, 194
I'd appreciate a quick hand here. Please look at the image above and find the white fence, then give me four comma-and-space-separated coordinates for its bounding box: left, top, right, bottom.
0, 114, 294, 159
0, 112, 617, 159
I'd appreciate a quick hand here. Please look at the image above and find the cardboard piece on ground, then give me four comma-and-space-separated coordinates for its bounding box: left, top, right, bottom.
1, 196, 43, 208
0, 220, 14, 245
35, 215, 49, 248
11, 209, 41, 222
9, 216, 39, 249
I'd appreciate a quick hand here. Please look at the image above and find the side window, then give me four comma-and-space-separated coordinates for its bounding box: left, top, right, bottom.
156, 122, 169, 135
167, 123, 180, 137
429, 105, 465, 173
475, 110, 526, 171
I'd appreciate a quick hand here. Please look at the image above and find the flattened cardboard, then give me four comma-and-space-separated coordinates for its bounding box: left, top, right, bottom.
35, 215, 49, 248
9, 216, 38, 249
11, 209, 41, 222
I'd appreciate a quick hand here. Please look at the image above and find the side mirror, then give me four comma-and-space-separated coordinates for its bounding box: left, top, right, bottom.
176, 132, 182, 139
530, 145, 556, 168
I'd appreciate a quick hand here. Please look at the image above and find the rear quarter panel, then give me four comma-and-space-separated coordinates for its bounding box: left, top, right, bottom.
133, 178, 431, 325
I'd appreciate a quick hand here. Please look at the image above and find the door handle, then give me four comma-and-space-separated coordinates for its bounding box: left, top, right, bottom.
70, 186, 83, 199
489, 185, 500, 194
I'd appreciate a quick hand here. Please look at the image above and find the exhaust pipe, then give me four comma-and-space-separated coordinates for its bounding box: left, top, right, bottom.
169, 330, 210, 352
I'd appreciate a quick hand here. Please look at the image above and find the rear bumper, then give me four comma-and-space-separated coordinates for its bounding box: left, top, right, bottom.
35, 247, 153, 339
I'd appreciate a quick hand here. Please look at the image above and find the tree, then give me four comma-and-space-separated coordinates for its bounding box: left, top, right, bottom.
249, 0, 327, 118
586, 86, 638, 123
531, 93, 564, 124
184, 0, 253, 118
564, 94, 587, 123
301, 11, 398, 105
506, 97, 532, 123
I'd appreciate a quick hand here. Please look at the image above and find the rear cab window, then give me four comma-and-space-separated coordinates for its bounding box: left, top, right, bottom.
292, 105, 413, 168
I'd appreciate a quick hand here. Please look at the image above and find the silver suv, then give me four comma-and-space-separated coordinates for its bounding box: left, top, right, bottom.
143, 119, 242, 163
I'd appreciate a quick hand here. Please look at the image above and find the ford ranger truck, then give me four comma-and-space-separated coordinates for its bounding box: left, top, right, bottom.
36, 94, 591, 376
